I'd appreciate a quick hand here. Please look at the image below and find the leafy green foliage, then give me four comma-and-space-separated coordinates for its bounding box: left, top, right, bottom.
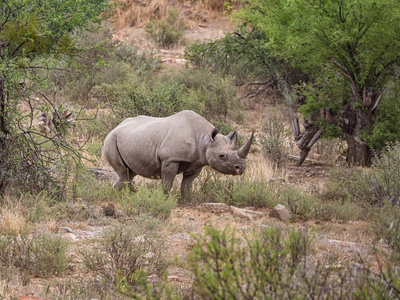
363, 84, 400, 151
230, 0, 400, 157
94, 68, 237, 122
119, 185, 177, 220
232, 0, 400, 86
0, 0, 110, 196
190, 226, 329, 298
191, 226, 400, 299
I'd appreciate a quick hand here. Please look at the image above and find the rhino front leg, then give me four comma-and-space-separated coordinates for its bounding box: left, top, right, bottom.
161, 161, 179, 194
181, 167, 203, 198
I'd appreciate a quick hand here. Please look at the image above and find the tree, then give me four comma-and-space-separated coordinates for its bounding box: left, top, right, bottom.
0, 0, 109, 195
231, 0, 400, 166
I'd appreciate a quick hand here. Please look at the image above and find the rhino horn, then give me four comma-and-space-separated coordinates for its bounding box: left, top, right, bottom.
238, 130, 254, 159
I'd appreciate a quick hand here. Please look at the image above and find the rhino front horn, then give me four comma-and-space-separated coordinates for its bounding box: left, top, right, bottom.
238, 130, 254, 159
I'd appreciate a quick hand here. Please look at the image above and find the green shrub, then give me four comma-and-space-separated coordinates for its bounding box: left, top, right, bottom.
212, 120, 235, 135
81, 223, 169, 291
325, 142, 400, 206
94, 67, 238, 124
119, 185, 177, 220
370, 204, 400, 255
363, 82, 400, 151
212, 179, 279, 208
190, 226, 400, 299
22, 192, 54, 224
190, 226, 331, 299
164, 68, 238, 121
0, 232, 70, 278
145, 8, 185, 49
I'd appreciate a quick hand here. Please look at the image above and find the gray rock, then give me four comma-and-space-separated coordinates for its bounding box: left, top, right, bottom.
198, 202, 230, 213
270, 204, 292, 221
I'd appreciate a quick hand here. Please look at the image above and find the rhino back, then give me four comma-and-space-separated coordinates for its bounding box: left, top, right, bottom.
108, 111, 213, 178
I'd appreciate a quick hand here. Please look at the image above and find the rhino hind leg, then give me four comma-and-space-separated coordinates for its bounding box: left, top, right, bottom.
115, 168, 137, 191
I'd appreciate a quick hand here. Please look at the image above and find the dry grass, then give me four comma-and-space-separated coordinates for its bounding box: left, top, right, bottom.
111, 0, 237, 29
0, 208, 28, 235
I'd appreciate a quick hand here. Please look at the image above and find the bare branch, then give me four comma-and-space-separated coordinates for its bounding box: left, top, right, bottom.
332, 60, 359, 101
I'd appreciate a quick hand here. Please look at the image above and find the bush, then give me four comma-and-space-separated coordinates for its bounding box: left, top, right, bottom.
363, 82, 400, 151
0, 232, 70, 278
94, 67, 238, 123
145, 8, 185, 49
190, 226, 343, 298
81, 223, 170, 293
162, 68, 238, 121
212, 179, 279, 208
190, 226, 400, 299
259, 114, 291, 168
370, 204, 400, 255
119, 185, 177, 220
324, 142, 400, 207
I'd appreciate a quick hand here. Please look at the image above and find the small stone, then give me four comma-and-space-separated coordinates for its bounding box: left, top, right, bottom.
62, 232, 78, 242
241, 209, 265, 218
270, 204, 292, 221
230, 206, 253, 221
59, 227, 74, 233
198, 202, 230, 213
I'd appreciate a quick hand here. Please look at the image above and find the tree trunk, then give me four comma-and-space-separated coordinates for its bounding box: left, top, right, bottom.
292, 114, 323, 166
0, 76, 8, 195
0, 77, 7, 145
340, 104, 373, 166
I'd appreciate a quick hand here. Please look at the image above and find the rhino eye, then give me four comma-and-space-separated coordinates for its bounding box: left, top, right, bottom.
219, 154, 225, 158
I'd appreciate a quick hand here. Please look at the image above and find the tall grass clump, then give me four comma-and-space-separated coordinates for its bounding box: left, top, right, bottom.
145, 8, 185, 49
259, 114, 292, 169
0, 232, 70, 278
323, 142, 400, 206
81, 222, 171, 297
119, 185, 177, 220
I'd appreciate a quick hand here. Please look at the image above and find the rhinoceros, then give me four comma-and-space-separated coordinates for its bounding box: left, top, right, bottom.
103, 110, 253, 197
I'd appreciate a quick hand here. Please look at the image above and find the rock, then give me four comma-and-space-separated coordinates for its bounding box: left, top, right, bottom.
62, 232, 78, 242
241, 209, 265, 218
230, 206, 253, 221
18, 296, 50, 300
267, 177, 286, 183
198, 202, 230, 213
270, 204, 292, 221
59, 227, 74, 233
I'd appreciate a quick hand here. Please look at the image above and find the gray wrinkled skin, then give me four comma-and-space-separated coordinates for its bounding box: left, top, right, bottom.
103, 110, 253, 197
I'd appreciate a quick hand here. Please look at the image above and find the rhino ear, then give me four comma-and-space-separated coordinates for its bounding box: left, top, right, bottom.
226, 130, 238, 147
210, 128, 219, 142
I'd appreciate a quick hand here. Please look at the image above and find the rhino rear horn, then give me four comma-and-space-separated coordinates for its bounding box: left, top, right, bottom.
227, 130, 238, 147
238, 130, 254, 159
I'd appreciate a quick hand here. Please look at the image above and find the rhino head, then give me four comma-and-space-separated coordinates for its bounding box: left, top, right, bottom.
206, 128, 254, 175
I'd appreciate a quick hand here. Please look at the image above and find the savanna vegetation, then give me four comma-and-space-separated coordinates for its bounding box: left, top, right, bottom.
0, 0, 400, 298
